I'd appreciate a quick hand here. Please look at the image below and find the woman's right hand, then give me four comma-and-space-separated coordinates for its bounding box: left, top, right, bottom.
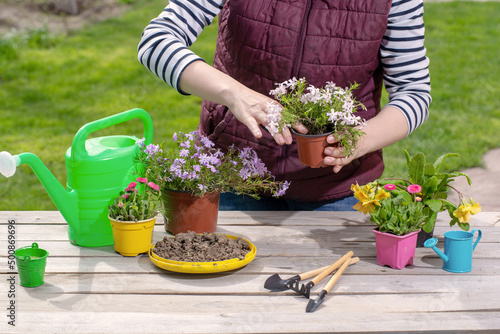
179, 60, 307, 145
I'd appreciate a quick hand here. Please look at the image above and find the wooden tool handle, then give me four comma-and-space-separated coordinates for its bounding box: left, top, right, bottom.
324, 254, 352, 294
311, 251, 353, 285
299, 257, 359, 280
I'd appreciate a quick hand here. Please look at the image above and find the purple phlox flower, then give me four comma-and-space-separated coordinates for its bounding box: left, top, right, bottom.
192, 165, 201, 172
172, 132, 178, 142
208, 165, 219, 174
147, 182, 160, 191
198, 153, 211, 166
273, 181, 291, 197
198, 184, 206, 192
200, 136, 215, 149
214, 149, 225, 158
136, 177, 148, 184
145, 144, 161, 157
185, 131, 197, 142
180, 140, 191, 149
239, 167, 251, 180
179, 148, 190, 157
137, 138, 146, 148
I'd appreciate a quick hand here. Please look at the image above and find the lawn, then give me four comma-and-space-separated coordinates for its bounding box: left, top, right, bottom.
0, 0, 499, 210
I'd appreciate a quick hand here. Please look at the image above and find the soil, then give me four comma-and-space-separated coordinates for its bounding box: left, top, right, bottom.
153, 231, 251, 262
0, 0, 128, 36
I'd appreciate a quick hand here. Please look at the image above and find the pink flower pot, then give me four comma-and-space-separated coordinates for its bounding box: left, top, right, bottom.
373, 229, 420, 269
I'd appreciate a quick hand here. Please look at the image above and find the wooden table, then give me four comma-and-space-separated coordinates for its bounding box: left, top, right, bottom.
1, 210, 499, 333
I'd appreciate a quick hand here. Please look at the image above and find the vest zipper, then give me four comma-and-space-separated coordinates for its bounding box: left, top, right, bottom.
280, 0, 312, 181
292, 0, 312, 77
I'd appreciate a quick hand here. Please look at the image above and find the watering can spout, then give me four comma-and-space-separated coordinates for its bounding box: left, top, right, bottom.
3, 152, 80, 235
424, 238, 449, 264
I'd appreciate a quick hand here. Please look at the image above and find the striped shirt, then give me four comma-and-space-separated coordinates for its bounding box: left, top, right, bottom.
138, 0, 431, 135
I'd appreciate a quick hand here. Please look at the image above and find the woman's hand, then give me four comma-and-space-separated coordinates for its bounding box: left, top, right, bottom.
323, 106, 409, 173
179, 60, 306, 145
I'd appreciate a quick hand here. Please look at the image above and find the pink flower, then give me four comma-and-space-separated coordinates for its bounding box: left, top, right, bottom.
121, 194, 129, 199
118, 202, 124, 208
136, 177, 148, 184
416, 196, 422, 202
407, 184, 422, 194
127, 181, 137, 189
383, 184, 396, 191
148, 182, 160, 191
125, 187, 138, 193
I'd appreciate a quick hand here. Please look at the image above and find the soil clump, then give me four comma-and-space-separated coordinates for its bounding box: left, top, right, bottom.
153, 231, 251, 262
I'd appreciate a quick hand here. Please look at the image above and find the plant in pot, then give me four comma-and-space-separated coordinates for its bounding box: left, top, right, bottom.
352, 180, 428, 269
135, 131, 290, 235
108, 177, 161, 256
382, 150, 482, 246
265, 77, 366, 168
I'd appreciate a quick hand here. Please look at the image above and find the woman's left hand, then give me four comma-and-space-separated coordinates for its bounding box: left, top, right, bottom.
323, 134, 365, 173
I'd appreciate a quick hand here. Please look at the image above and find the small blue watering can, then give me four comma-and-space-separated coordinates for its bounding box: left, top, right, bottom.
424, 229, 482, 273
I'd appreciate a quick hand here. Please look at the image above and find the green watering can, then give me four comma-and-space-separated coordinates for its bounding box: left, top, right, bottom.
0, 108, 153, 247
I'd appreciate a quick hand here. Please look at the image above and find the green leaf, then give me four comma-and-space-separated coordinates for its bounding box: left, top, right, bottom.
426, 199, 443, 212
408, 152, 425, 184
424, 162, 435, 176
433, 153, 459, 173
422, 176, 438, 198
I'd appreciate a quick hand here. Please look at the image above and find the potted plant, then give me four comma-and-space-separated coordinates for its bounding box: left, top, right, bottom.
352, 150, 482, 264
351, 180, 429, 269
108, 177, 161, 256
135, 131, 290, 235
265, 77, 366, 167
385, 150, 481, 246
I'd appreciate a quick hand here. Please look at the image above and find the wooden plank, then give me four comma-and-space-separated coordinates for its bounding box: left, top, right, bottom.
1, 210, 498, 227
0, 253, 498, 276
2, 223, 498, 246
1, 272, 499, 295
1, 293, 499, 333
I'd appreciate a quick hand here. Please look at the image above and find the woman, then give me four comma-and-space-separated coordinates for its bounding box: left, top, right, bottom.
137, 0, 431, 211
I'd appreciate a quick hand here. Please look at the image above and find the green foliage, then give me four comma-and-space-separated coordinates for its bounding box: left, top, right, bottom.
389, 150, 475, 232
369, 185, 428, 236
108, 177, 161, 221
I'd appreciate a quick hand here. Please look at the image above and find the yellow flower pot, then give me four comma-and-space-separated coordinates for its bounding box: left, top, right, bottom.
109, 216, 156, 256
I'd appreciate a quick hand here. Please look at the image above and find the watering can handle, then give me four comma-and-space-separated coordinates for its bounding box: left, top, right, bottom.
71, 108, 154, 159
471, 229, 482, 251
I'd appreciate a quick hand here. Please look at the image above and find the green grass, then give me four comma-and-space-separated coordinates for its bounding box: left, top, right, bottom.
0, 1, 499, 210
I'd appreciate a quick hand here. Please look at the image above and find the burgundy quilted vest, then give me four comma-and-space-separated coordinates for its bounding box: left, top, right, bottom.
199, 0, 392, 202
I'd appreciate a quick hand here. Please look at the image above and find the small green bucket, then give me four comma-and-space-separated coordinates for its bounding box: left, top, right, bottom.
14, 243, 49, 287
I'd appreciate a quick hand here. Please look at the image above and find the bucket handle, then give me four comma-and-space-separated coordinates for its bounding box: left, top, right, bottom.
71, 108, 154, 159
31, 242, 39, 249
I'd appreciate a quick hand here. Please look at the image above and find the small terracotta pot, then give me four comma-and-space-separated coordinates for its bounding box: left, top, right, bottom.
162, 190, 220, 235
292, 130, 333, 168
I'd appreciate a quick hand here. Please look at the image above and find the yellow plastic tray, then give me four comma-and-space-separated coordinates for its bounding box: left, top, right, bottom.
149, 234, 257, 274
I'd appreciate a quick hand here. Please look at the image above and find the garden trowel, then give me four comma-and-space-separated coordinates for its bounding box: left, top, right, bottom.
306, 252, 352, 313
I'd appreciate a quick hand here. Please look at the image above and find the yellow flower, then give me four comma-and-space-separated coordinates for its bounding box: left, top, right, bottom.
351, 183, 389, 215
453, 199, 482, 223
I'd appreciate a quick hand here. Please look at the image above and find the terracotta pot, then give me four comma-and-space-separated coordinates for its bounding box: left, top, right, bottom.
373, 229, 420, 269
292, 130, 333, 168
162, 190, 220, 235
109, 216, 156, 257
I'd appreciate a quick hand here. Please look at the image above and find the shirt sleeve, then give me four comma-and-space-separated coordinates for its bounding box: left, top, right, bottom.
382, 0, 432, 136
137, 0, 225, 94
